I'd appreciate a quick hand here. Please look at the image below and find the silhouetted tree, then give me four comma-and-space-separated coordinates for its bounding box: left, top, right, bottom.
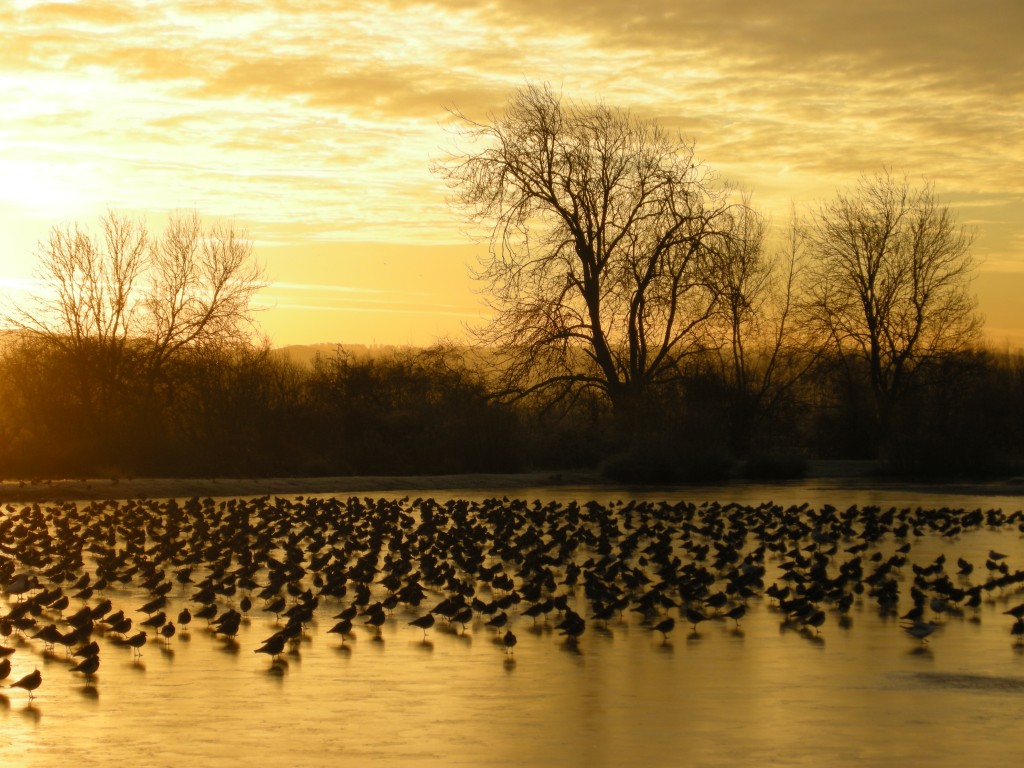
440, 83, 747, 430
802, 172, 981, 452
3, 211, 265, 428
303, 345, 521, 474
710, 205, 818, 453
0, 210, 265, 475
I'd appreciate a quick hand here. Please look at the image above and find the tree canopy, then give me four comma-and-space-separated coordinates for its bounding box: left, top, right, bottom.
802, 172, 981, 444
440, 83, 750, 418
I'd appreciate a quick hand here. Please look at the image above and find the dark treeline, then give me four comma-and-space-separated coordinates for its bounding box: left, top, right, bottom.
2, 88, 1021, 482
0, 337, 1021, 481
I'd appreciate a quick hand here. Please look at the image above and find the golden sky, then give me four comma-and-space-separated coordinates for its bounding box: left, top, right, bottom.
1, 0, 1021, 347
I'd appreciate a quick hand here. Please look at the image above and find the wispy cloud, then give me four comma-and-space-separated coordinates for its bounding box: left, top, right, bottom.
1, 0, 1021, 343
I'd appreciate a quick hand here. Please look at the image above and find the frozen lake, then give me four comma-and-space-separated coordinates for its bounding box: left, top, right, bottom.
3, 480, 1024, 767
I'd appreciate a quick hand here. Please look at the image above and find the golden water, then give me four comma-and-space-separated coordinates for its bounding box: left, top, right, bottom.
2, 483, 1024, 767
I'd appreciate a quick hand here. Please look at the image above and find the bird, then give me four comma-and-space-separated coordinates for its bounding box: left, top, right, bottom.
140, 611, 167, 632
652, 617, 675, 642
1004, 603, 1024, 620
70, 654, 100, 676
485, 611, 508, 632
1011, 619, 1024, 645
178, 608, 192, 632
10, 668, 42, 700
194, 603, 218, 624
0, 657, 10, 681
503, 629, 517, 655
902, 621, 939, 644
364, 606, 387, 634
160, 622, 176, 644
409, 612, 435, 638
126, 631, 148, 657
5, 573, 38, 598
327, 618, 353, 642
451, 606, 473, 633
263, 596, 286, 619
724, 604, 747, 627
254, 633, 287, 661
74, 641, 100, 659
138, 595, 167, 615
685, 608, 708, 631
803, 609, 827, 634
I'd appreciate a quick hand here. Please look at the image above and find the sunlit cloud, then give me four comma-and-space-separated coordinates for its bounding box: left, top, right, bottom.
0, 0, 1020, 344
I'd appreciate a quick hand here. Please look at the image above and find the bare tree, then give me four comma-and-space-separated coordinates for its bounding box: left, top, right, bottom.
143, 210, 265, 390
711, 204, 817, 451
4, 210, 266, 426
439, 83, 739, 421
3, 212, 147, 419
803, 171, 981, 446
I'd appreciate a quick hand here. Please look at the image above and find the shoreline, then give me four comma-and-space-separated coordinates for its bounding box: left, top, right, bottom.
2, 461, 1023, 503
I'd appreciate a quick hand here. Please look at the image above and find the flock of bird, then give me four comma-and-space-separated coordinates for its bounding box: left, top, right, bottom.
2, 493, 1024, 703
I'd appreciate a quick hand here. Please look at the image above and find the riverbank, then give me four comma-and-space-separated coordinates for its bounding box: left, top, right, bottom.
2, 461, 1023, 502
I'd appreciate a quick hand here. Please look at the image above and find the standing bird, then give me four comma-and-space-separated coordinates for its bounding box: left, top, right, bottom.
160, 622, 176, 644
178, 608, 192, 633
70, 654, 100, 676
902, 620, 939, 645
140, 611, 167, 632
127, 631, 148, 657
327, 618, 353, 643
652, 617, 675, 642
485, 611, 509, 633
724, 604, 747, 628
409, 613, 435, 639
0, 657, 10, 681
503, 629, 517, 655
1011, 618, 1024, 645
10, 668, 42, 700
685, 608, 708, 632
254, 633, 287, 662
74, 641, 100, 659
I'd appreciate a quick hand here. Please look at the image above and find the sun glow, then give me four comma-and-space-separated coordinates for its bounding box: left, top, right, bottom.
0, 0, 1019, 346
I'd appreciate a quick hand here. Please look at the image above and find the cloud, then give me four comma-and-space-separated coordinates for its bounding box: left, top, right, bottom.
1, 0, 1020, 346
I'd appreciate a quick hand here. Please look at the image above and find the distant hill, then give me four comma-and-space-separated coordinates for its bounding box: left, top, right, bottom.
271, 343, 422, 368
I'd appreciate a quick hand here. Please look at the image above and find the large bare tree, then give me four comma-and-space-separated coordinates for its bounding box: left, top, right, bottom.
803, 172, 981, 444
440, 83, 741, 419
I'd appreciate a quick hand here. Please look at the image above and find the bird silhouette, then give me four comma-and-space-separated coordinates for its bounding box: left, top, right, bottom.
327, 618, 353, 643
70, 654, 100, 676
409, 612, 435, 638
652, 617, 675, 642
503, 629, 517, 655
126, 631, 148, 657
254, 633, 287, 661
10, 668, 41, 699
160, 622, 176, 644
902, 621, 939, 644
